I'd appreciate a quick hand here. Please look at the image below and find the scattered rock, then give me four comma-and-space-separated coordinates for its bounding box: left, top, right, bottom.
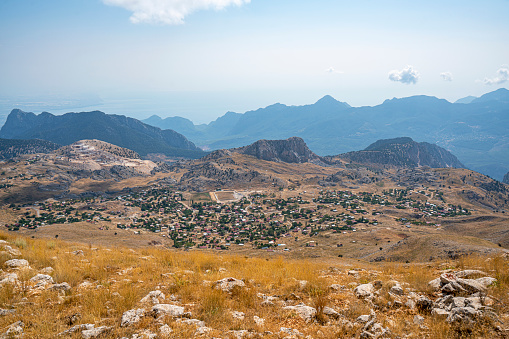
2, 245, 21, 257
40, 267, 54, 275
77, 281, 94, 290
390, 283, 404, 296
64, 313, 82, 326
323, 306, 340, 319
140, 290, 165, 304
279, 327, 303, 337
253, 316, 265, 326
356, 315, 371, 323
81, 326, 111, 339
30, 274, 54, 286
282, 303, 316, 322
58, 323, 95, 336
231, 311, 245, 321
354, 283, 374, 299
329, 284, 344, 291
159, 324, 173, 335
0, 273, 18, 286
213, 277, 245, 293
49, 282, 71, 292
121, 308, 146, 327
0, 321, 23, 339
0, 309, 15, 317
413, 315, 425, 325
416, 296, 433, 313
4, 259, 30, 269
151, 304, 185, 318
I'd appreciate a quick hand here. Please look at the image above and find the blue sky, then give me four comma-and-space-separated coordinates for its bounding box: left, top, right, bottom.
0, 0, 508, 123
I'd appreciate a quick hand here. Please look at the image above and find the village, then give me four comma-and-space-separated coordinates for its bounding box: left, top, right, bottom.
4, 183, 472, 253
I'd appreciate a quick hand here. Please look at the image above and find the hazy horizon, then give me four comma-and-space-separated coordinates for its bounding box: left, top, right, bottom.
1, 0, 508, 124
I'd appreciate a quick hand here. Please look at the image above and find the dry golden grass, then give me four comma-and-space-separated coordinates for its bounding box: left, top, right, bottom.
0, 231, 507, 338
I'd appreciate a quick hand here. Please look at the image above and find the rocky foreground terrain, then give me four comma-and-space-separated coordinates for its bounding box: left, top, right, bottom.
0, 232, 508, 338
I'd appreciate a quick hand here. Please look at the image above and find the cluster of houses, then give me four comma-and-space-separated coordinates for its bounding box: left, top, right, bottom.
6, 186, 470, 250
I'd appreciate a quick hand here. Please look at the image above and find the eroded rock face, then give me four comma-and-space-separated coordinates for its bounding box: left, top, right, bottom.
428, 271, 499, 327
232, 137, 324, 164
432, 272, 497, 295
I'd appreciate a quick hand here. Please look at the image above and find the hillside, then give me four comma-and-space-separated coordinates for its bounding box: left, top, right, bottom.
0, 138, 61, 159
339, 137, 465, 169
142, 89, 509, 180
504, 172, 509, 184
0, 232, 507, 338
231, 137, 324, 164
0, 110, 207, 159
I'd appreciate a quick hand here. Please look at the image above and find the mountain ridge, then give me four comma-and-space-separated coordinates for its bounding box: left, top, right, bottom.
141, 89, 509, 180
0, 109, 207, 159
339, 137, 465, 169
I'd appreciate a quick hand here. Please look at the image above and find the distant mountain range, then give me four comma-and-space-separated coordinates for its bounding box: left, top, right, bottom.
0, 110, 207, 159
143, 88, 509, 180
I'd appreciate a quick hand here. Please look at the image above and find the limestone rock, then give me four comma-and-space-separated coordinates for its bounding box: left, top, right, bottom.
4, 259, 29, 269
151, 304, 185, 318
159, 324, 173, 335
121, 308, 146, 327
0, 273, 18, 286
253, 316, 265, 326
0, 321, 23, 339
0, 309, 15, 317
231, 311, 245, 321
354, 283, 374, 299
282, 303, 316, 322
81, 326, 111, 339
140, 290, 165, 304
30, 274, 54, 285
213, 277, 245, 293
50, 282, 71, 291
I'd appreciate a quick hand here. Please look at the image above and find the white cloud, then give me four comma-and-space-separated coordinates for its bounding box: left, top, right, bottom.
483, 67, 509, 85
325, 67, 343, 74
103, 0, 251, 25
440, 71, 453, 81
388, 65, 420, 84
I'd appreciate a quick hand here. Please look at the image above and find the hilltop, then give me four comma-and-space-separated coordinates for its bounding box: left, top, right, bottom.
231, 137, 325, 164
338, 137, 465, 169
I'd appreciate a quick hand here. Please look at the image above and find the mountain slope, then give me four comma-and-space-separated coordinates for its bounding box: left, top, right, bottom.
0, 138, 61, 159
340, 137, 465, 169
0, 110, 207, 158
231, 136, 324, 164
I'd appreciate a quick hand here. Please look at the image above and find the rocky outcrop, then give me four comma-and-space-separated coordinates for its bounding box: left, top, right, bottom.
232, 137, 324, 164
340, 137, 465, 169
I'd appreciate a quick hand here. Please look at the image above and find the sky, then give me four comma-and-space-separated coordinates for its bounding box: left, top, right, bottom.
0, 0, 508, 124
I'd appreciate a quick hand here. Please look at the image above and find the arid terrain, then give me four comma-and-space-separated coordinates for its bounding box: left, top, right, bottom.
0, 140, 508, 338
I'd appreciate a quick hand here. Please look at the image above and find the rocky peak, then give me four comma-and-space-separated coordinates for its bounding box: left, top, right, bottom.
232, 137, 321, 163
